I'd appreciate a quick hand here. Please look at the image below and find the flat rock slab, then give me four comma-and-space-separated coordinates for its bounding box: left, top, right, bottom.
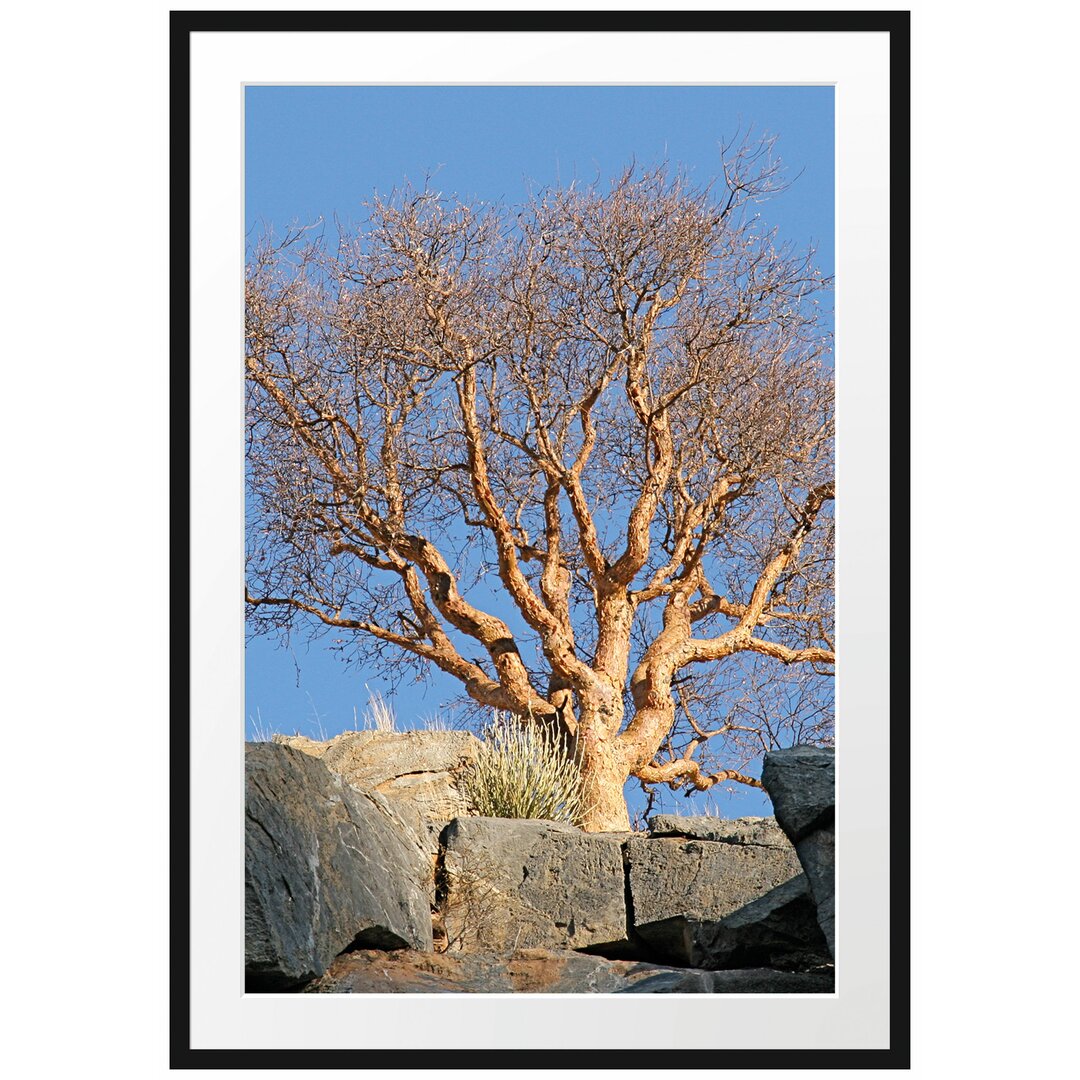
647, 815, 795, 848
245, 743, 434, 990
626, 835, 802, 942
440, 817, 627, 953
303, 948, 833, 994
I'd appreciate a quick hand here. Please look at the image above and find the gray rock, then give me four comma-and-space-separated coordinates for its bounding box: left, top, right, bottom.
687, 873, 831, 969
343, 784, 443, 903
603, 874, 816, 968
625, 834, 802, 948
761, 745, 835, 841
302, 947, 687, 994
440, 817, 627, 953
647, 815, 795, 847
245, 743, 434, 989
761, 745, 836, 958
612, 968, 714, 992
795, 825, 835, 958
617, 967, 834, 994
276, 730, 482, 826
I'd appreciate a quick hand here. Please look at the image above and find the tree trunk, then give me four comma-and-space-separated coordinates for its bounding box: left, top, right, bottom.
578, 762, 632, 832
574, 724, 632, 833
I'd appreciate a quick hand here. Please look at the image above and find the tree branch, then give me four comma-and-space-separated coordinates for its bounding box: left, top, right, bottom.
634, 758, 764, 792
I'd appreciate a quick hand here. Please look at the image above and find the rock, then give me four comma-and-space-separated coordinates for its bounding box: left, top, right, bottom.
271, 733, 331, 758
302, 947, 833, 994
762, 745, 836, 958
794, 825, 836, 957
616, 966, 835, 994
275, 729, 482, 826
761, 745, 835, 841
439, 817, 627, 953
343, 784, 443, 899
303, 947, 678, 994
647, 815, 795, 847
245, 743, 434, 990
625, 833, 802, 951
682, 873, 831, 970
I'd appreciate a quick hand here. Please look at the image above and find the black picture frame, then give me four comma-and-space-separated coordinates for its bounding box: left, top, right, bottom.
171, 8, 910, 1069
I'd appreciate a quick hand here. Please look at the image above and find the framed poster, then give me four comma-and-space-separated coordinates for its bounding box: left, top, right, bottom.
172, 8, 909, 1069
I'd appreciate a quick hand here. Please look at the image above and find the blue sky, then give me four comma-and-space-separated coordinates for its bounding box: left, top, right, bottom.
244, 84, 834, 822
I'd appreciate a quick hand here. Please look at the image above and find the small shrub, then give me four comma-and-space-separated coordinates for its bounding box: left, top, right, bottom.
462, 713, 589, 826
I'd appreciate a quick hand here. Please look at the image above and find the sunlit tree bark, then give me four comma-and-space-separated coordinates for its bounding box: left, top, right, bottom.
246, 137, 834, 831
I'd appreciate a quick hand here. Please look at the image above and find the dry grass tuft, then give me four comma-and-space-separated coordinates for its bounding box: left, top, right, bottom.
462, 713, 589, 826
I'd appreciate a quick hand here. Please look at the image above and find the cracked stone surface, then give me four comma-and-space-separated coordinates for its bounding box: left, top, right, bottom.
626, 833, 803, 940
633, 873, 832, 970
440, 817, 627, 953
245, 742, 433, 989
275, 730, 483, 826
647, 815, 798, 848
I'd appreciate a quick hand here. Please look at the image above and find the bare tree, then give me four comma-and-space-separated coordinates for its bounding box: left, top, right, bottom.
246, 136, 834, 832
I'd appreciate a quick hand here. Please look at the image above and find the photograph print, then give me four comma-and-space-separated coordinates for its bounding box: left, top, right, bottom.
243, 83, 838, 997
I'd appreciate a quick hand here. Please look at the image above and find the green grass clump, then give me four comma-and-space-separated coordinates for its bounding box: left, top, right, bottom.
462, 713, 589, 826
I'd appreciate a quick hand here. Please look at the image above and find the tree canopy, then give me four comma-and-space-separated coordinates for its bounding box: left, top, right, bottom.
246, 136, 834, 831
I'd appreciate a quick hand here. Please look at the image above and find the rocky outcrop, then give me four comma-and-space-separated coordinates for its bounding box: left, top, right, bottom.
762, 745, 836, 957
670, 873, 832, 970
245, 737, 838, 993
275, 730, 482, 826
303, 947, 833, 994
245, 742, 433, 989
439, 817, 627, 953
570, 818, 803, 963
624, 827, 802, 953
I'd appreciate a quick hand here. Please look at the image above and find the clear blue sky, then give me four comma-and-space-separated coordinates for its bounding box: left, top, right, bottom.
244, 84, 834, 822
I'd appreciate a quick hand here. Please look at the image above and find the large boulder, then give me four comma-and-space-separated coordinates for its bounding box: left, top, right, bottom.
762, 745, 836, 957
303, 947, 832, 994
666, 873, 832, 970
439, 817, 627, 953
761, 745, 835, 840
245, 742, 434, 990
275, 729, 482, 826
624, 826, 802, 953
